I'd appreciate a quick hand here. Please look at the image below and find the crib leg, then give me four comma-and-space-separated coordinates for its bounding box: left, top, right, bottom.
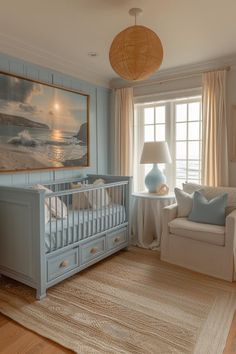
36, 286, 46, 300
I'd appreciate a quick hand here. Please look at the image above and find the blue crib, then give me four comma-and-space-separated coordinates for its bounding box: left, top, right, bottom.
0, 174, 132, 299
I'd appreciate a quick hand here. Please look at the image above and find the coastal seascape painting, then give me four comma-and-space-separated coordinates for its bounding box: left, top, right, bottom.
0, 72, 89, 172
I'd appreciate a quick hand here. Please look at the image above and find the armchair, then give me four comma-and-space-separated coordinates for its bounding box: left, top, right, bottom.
161, 202, 236, 281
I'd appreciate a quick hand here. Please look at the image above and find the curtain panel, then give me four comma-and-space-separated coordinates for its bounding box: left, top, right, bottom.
111, 87, 134, 176
202, 70, 229, 186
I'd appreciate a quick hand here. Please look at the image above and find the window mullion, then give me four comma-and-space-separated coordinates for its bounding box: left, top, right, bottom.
169, 102, 175, 191
186, 103, 189, 182
199, 102, 202, 183
154, 106, 156, 141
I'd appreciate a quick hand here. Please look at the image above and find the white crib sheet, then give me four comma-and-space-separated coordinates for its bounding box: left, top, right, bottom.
45, 204, 126, 252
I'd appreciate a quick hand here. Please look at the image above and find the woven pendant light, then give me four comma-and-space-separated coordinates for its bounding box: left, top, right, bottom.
109, 8, 163, 81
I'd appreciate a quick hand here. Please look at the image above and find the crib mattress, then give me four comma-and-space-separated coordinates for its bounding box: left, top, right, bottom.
45, 204, 126, 252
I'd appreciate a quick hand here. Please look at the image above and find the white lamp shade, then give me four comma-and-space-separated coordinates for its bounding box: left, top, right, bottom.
140, 141, 172, 164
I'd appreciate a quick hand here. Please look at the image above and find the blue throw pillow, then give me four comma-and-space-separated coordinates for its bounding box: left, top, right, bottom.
188, 191, 228, 226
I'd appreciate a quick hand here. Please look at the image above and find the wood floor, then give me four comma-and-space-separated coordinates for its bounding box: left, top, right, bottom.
0, 313, 73, 353
224, 312, 236, 354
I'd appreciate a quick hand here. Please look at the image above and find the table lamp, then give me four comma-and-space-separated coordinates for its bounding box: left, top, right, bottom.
140, 141, 172, 193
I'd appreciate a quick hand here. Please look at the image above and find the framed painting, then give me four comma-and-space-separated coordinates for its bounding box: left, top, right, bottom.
230, 105, 236, 162
0, 71, 89, 173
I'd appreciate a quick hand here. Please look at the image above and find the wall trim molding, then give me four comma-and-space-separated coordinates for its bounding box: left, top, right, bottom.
0, 33, 110, 88
110, 54, 236, 89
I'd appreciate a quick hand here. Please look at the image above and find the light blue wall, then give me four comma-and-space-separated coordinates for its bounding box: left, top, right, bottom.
0, 52, 111, 185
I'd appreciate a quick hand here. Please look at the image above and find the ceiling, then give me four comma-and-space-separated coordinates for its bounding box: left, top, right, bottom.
0, 0, 236, 87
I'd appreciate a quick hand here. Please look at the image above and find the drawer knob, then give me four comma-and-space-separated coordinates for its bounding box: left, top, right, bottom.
90, 247, 98, 254
114, 237, 120, 243
60, 260, 69, 268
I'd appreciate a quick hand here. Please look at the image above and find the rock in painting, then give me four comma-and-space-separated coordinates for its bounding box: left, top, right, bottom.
0, 112, 49, 129
64, 153, 88, 167
74, 123, 87, 146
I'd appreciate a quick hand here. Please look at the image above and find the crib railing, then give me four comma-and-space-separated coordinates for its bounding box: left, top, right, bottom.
44, 181, 129, 254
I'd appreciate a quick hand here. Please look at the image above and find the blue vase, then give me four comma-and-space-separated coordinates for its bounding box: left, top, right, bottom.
145, 164, 166, 193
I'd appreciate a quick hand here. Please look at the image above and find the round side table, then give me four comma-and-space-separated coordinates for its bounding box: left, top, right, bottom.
131, 192, 175, 250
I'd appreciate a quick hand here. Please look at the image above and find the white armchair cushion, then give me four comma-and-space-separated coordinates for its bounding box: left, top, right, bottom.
168, 217, 225, 246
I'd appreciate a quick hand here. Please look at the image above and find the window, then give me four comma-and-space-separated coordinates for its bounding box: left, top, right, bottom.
133, 96, 202, 192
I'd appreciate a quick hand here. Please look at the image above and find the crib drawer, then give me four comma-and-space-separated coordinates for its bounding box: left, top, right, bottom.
107, 228, 128, 250
81, 236, 106, 265
47, 248, 79, 282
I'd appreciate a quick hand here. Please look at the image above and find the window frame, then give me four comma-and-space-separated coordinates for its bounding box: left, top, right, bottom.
173, 97, 202, 189
134, 95, 202, 192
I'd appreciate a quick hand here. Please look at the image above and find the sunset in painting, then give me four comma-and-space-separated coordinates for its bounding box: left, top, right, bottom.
0, 73, 89, 172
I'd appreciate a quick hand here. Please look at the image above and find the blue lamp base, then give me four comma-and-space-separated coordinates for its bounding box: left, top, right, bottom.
145, 164, 166, 193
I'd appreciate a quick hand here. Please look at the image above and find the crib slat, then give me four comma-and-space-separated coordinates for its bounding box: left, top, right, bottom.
96, 189, 98, 234
61, 195, 63, 248
122, 184, 125, 223
82, 191, 85, 239
116, 186, 119, 226
116, 187, 119, 225
77, 190, 80, 241
53, 197, 57, 250
115, 186, 117, 226
100, 188, 103, 231
91, 190, 93, 235
87, 190, 89, 238
107, 188, 109, 229
72, 193, 75, 242
112, 187, 115, 227
49, 197, 52, 252
66, 194, 69, 246
104, 187, 107, 230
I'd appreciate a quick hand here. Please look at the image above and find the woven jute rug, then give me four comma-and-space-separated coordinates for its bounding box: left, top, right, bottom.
0, 247, 236, 354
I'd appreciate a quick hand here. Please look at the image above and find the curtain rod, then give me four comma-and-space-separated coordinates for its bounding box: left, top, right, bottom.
129, 65, 231, 89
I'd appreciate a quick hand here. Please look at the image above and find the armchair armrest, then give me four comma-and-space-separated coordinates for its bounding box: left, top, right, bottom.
226, 209, 236, 248
162, 203, 178, 223
161, 203, 178, 255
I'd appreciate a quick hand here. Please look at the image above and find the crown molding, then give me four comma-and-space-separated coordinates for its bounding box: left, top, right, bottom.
2, 32, 236, 90
110, 54, 236, 89
0, 33, 110, 88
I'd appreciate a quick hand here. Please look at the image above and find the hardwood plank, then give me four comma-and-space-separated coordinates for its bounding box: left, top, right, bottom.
224, 311, 236, 354
0, 315, 8, 327
0, 314, 73, 353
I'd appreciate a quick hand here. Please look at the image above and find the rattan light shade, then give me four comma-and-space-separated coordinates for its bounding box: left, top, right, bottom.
109, 25, 163, 81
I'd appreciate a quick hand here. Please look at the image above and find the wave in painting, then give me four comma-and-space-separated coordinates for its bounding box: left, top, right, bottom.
8, 130, 40, 147
0, 118, 88, 170
7, 129, 81, 147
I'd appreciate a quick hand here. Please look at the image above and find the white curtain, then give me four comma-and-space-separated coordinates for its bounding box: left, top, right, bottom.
111, 87, 134, 176
202, 70, 229, 186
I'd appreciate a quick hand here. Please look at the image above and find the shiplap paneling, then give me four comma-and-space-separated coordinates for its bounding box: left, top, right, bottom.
96, 88, 110, 174
0, 52, 111, 186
